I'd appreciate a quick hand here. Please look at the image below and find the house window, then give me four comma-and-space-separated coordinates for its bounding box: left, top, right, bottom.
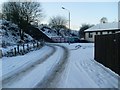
96, 32, 98, 34
100, 32, 102, 35
112, 31, 115, 34
89, 32, 93, 38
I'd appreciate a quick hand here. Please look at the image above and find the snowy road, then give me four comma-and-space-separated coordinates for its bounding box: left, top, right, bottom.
1, 43, 120, 88
2, 45, 55, 88
2, 44, 69, 88
35, 44, 69, 88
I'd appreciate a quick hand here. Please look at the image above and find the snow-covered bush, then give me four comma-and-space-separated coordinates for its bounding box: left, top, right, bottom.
0, 19, 33, 47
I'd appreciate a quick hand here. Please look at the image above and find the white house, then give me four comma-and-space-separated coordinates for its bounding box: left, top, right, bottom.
84, 22, 120, 42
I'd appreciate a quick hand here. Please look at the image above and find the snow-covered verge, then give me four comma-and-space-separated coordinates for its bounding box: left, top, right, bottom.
0, 19, 33, 46
1, 42, 42, 57
1, 45, 55, 88
54, 43, 119, 88
1, 45, 66, 88
0, 19, 34, 56
1, 43, 119, 88
1, 46, 52, 79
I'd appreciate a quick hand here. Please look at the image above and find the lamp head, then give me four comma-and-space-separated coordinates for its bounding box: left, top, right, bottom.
62, 7, 65, 9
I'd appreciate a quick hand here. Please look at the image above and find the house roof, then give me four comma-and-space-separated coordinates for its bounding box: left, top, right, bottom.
85, 22, 120, 32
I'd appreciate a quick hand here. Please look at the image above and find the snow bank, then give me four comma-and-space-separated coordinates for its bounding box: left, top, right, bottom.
1, 46, 52, 80
0, 19, 33, 46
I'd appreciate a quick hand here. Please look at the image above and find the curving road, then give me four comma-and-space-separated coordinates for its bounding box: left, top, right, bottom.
2, 44, 69, 88
35, 44, 69, 88
2, 43, 118, 88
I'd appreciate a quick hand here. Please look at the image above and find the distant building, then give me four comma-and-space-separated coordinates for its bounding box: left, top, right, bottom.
51, 36, 68, 43
51, 36, 80, 43
84, 22, 120, 42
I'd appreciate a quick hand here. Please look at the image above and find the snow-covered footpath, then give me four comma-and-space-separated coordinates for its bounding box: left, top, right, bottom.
1, 43, 120, 88
53, 43, 119, 88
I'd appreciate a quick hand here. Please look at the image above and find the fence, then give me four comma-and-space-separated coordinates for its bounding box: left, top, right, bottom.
95, 33, 120, 75
1, 41, 44, 57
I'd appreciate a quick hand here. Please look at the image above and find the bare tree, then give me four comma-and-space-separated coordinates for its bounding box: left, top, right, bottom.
49, 16, 67, 35
2, 2, 43, 41
79, 24, 94, 39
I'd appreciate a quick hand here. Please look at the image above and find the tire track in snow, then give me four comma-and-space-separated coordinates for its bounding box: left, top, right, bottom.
2, 45, 56, 88
35, 44, 69, 88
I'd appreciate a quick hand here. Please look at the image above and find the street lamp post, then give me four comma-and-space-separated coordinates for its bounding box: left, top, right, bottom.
62, 7, 71, 44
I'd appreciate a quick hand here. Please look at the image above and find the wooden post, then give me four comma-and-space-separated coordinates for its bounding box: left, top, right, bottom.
6, 52, 8, 57
11, 49, 13, 56
39, 42, 40, 47
37, 42, 39, 47
28, 44, 31, 50
7, 51, 9, 57
35, 42, 37, 48
27, 44, 29, 51
33, 43, 35, 48
14, 48, 16, 56
23, 44, 25, 53
9, 50, 11, 57
0, 50, 2, 58
17, 45, 19, 54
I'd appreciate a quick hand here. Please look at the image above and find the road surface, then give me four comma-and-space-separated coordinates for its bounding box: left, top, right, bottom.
2, 43, 119, 88
2, 44, 69, 88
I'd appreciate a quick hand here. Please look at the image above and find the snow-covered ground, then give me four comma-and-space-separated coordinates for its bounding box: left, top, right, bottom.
1, 43, 120, 88
37, 24, 79, 39
1, 42, 40, 55
1, 44, 67, 88
37, 25, 58, 38
1, 46, 52, 79
52, 43, 119, 88
0, 20, 33, 46
0, 19, 35, 58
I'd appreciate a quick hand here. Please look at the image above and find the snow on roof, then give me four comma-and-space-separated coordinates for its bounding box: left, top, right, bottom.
85, 22, 120, 32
